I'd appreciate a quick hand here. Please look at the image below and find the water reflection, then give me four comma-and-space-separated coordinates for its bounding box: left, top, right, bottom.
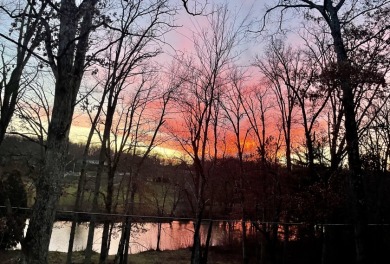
19, 221, 244, 254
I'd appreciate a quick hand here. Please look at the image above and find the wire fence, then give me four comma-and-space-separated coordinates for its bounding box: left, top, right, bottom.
1, 205, 390, 226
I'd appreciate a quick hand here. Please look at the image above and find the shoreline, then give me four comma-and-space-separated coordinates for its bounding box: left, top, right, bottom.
1, 247, 242, 264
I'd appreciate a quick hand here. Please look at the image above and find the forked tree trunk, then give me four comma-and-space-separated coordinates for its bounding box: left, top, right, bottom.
21, 0, 97, 263
115, 215, 132, 264
201, 220, 213, 264
115, 172, 137, 264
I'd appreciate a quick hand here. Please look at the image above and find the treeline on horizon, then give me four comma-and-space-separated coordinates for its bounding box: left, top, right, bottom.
2, 133, 390, 223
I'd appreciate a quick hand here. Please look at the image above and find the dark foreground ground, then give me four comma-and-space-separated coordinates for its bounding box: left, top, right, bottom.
0, 247, 242, 264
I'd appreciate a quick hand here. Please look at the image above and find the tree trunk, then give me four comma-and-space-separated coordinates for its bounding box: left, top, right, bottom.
321, 225, 328, 264
282, 223, 289, 264
116, 172, 136, 264
84, 157, 106, 263
84, 138, 110, 263
0, 2, 43, 146
66, 105, 103, 264
21, 126, 70, 263
100, 170, 115, 263
0, 72, 22, 144
261, 231, 274, 264
201, 220, 213, 264
21, 67, 79, 263
115, 207, 134, 264
191, 212, 203, 264
326, 7, 368, 264
285, 135, 292, 172
242, 219, 249, 264
99, 221, 110, 263
156, 222, 162, 251
305, 130, 315, 172
66, 166, 86, 264
85, 89, 118, 263
20, 0, 96, 262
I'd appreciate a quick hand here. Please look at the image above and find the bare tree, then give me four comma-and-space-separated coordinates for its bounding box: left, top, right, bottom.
19, 0, 104, 262
241, 84, 273, 165
79, 2, 173, 262
65, 81, 104, 264
220, 67, 252, 264
263, 39, 330, 173
171, 5, 246, 263
0, 0, 47, 145
114, 77, 176, 264
300, 24, 347, 171
145, 169, 179, 251
12, 71, 51, 151
255, 39, 298, 172
264, 1, 390, 263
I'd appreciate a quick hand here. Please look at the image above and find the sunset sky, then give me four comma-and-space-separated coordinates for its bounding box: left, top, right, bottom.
63, 0, 312, 161
3, 0, 322, 162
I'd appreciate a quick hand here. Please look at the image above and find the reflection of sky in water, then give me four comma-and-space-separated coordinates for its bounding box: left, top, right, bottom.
16, 220, 245, 254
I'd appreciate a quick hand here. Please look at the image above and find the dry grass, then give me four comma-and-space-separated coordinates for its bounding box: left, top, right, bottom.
126, 248, 241, 264
1, 248, 242, 264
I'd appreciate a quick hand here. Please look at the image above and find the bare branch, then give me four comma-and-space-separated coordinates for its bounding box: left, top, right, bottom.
181, 0, 207, 16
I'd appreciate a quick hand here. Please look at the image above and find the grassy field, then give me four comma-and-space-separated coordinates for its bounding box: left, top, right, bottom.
23, 172, 180, 216
56, 180, 177, 215
1, 248, 242, 264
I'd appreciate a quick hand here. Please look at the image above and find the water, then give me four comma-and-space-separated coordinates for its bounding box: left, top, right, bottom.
17, 220, 243, 255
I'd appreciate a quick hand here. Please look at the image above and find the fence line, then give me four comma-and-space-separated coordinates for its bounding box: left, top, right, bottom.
1, 206, 390, 226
